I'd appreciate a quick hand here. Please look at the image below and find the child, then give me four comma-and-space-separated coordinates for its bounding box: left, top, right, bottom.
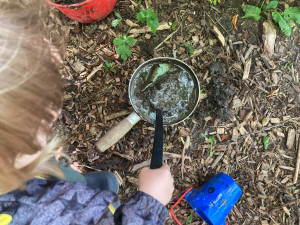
0, 1, 174, 225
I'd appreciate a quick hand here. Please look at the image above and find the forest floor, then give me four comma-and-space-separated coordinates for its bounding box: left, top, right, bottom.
47, 0, 300, 224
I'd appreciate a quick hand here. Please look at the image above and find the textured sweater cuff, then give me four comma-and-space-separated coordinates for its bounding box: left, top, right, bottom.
133, 191, 168, 219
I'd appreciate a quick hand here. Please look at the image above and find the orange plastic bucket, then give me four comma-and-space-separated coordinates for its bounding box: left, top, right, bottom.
47, 0, 116, 23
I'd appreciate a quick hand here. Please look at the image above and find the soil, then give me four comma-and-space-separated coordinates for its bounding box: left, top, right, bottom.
46, 0, 300, 224
52, 0, 86, 5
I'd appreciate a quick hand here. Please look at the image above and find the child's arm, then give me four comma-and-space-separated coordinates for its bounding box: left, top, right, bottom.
114, 164, 174, 225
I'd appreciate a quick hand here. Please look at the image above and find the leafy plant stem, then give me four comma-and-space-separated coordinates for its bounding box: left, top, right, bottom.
126, 20, 138, 36
260, 0, 266, 9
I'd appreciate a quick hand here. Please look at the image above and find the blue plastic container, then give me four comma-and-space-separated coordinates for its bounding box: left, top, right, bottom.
185, 173, 242, 225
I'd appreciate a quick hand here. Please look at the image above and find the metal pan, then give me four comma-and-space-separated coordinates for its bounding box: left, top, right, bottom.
96, 57, 200, 153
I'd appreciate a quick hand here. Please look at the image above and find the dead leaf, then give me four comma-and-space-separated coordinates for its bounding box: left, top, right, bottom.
266, 88, 279, 98
232, 14, 238, 30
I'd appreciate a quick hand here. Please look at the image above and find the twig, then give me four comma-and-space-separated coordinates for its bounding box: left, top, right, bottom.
181, 136, 190, 179
85, 64, 103, 81
131, 155, 170, 172
106, 110, 130, 121
293, 133, 300, 184
204, 12, 228, 35
155, 25, 181, 50
82, 164, 102, 172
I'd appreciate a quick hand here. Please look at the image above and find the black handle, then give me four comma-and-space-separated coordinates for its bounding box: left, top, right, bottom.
150, 108, 164, 169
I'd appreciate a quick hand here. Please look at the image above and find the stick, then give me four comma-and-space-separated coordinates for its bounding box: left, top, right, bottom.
106, 110, 130, 121
155, 25, 181, 50
293, 134, 300, 184
85, 64, 102, 81
131, 155, 170, 172
181, 136, 190, 179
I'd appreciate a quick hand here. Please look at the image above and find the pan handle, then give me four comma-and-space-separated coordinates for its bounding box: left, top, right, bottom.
150, 108, 163, 169
96, 112, 141, 152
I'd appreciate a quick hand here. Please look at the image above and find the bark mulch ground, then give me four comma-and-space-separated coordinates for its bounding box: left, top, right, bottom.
45, 0, 300, 224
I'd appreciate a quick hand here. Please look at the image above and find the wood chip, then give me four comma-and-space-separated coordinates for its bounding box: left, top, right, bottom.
286, 129, 296, 149
262, 21, 276, 56
217, 128, 225, 134
282, 206, 291, 216
73, 61, 85, 73
243, 58, 252, 80
232, 128, 239, 142
293, 136, 300, 184
270, 118, 280, 124
212, 25, 226, 47
130, 22, 170, 36
187, 16, 194, 22
126, 176, 138, 186
211, 152, 224, 169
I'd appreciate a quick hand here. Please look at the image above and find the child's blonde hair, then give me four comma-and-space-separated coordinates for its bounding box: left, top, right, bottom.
0, 1, 64, 194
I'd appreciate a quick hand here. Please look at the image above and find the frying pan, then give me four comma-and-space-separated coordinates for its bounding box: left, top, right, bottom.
96, 57, 200, 155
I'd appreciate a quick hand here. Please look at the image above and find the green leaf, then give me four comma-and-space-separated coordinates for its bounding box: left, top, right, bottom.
171, 20, 178, 30
180, 137, 185, 145
272, 10, 292, 36
111, 12, 122, 27
113, 36, 136, 61
115, 12, 122, 19
264, 1, 278, 10
110, 68, 117, 74
200, 132, 207, 138
242, 5, 261, 21
263, 136, 270, 150
137, 9, 148, 22
112, 19, 121, 27
113, 36, 127, 45
184, 43, 194, 54
282, 7, 300, 24
125, 36, 136, 46
137, 8, 159, 34
116, 44, 132, 61
104, 60, 111, 68
186, 213, 193, 224
208, 136, 215, 157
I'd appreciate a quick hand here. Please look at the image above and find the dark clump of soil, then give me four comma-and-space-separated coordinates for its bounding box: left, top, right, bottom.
206, 76, 234, 119
52, 0, 86, 5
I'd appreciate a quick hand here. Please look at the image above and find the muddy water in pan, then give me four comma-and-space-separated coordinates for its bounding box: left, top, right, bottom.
131, 61, 198, 124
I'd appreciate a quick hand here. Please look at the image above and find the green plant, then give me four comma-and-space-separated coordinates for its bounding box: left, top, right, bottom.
200, 131, 208, 138
113, 8, 159, 61
208, 136, 215, 157
208, 0, 220, 5
284, 61, 293, 71
263, 136, 270, 150
171, 20, 178, 30
112, 12, 122, 27
186, 213, 194, 224
103, 61, 116, 73
184, 43, 194, 54
242, 1, 300, 36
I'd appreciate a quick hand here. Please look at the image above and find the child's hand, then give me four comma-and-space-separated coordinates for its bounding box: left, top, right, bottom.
138, 164, 174, 205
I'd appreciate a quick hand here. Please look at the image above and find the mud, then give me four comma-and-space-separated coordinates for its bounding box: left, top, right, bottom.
206, 76, 234, 119
130, 59, 199, 124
